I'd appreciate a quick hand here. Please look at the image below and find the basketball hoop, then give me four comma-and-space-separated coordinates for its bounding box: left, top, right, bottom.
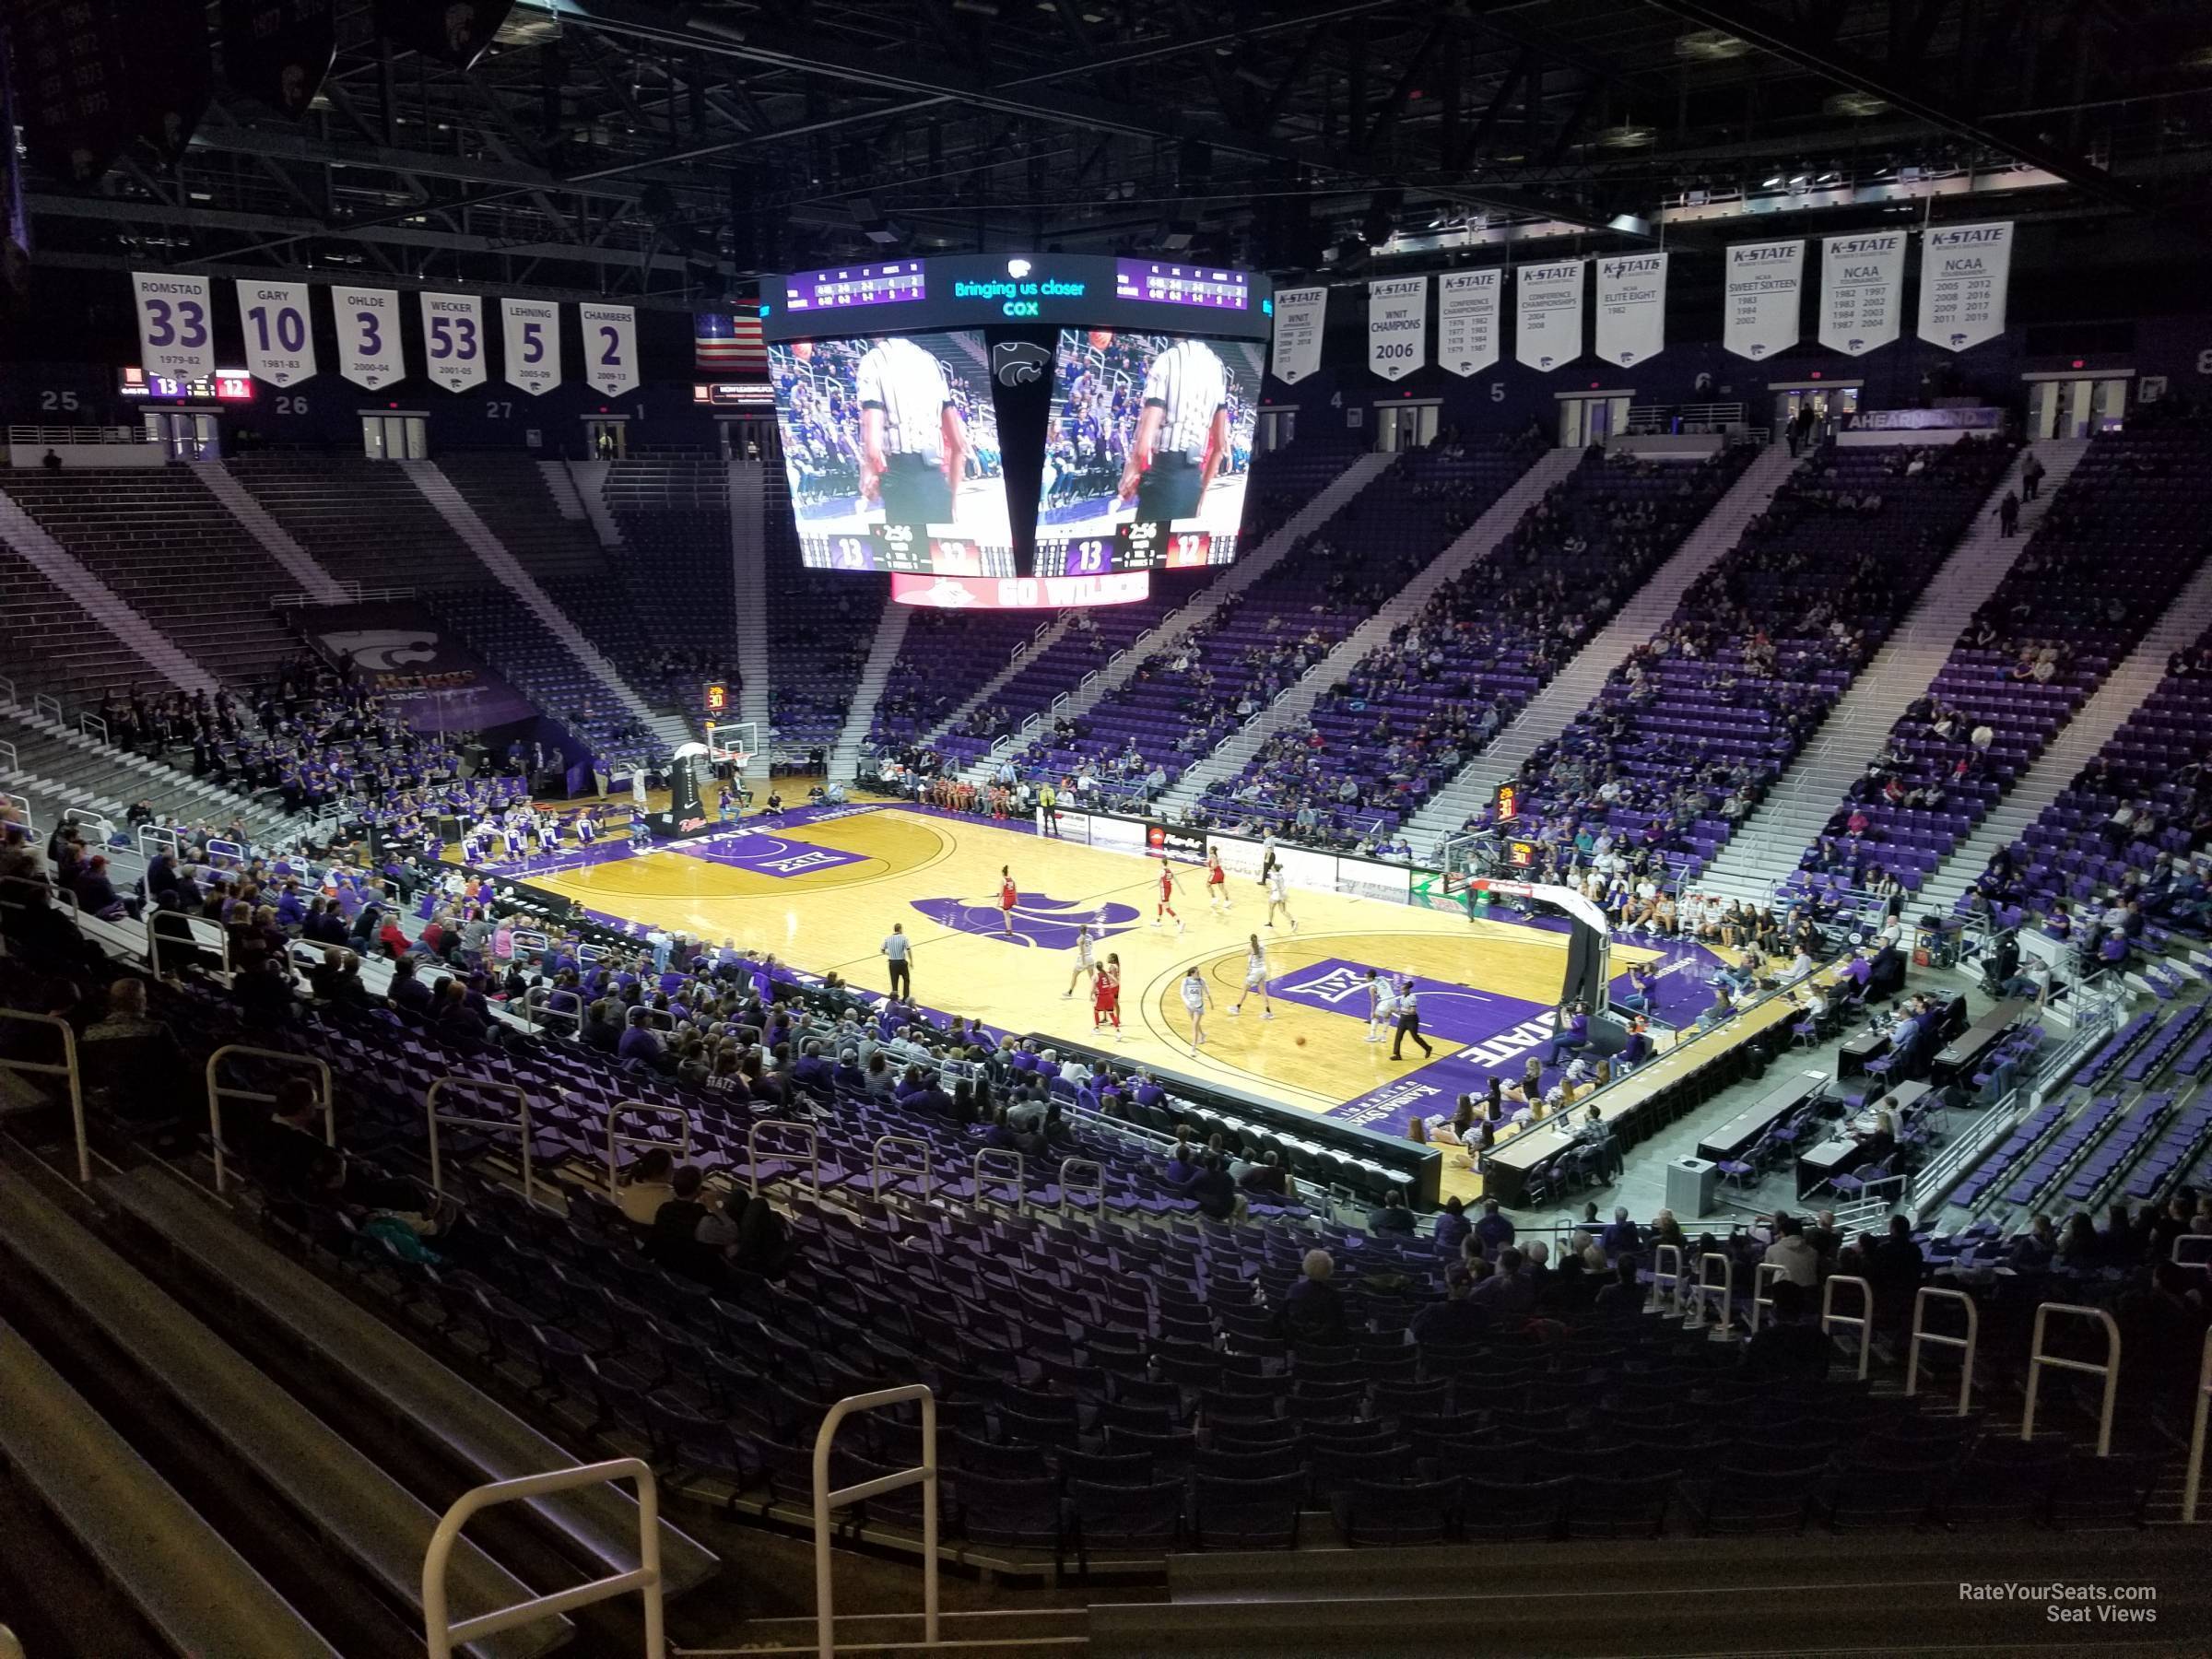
704, 719, 759, 779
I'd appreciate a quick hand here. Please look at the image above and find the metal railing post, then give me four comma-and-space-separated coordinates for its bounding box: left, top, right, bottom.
1058, 1156, 1104, 1217
206, 1047, 332, 1194
971, 1147, 1027, 1216
606, 1101, 693, 1189
0, 1007, 86, 1183
1650, 1241, 1683, 1314
426, 1077, 536, 1206
2023, 1302, 2122, 1456
813, 1386, 937, 1659
746, 1119, 820, 1199
1694, 1251, 1733, 1330
1747, 1261, 1788, 1334
148, 908, 229, 981
1907, 1286, 1981, 1416
2183, 1328, 2212, 1524
423, 1458, 663, 1659
1820, 1274, 1875, 1381
870, 1135, 934, 1202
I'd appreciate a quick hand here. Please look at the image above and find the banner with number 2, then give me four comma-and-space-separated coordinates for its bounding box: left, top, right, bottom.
580, 303, 637, 397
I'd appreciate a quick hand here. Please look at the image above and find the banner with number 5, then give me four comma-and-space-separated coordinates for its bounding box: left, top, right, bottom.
579, 302, 638, 397
335, 288, 404, 390
418, 291, 487, 392
235, 280, 318, 387
500, 298, 562, 395
133, 273, 217, 382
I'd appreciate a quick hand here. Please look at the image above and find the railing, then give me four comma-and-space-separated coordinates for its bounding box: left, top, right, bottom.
1691, 1251, 1733, 1329
1059, 1156, 1103, 1217
1820, 1274, 1875, 1381
6, 424, 151, 446
206, 1046, 332, 1194
1906, 1084, 2023, 1213
1649, 1241, 1684, 1313
148, 909, 229, 980
32, 693, 62, 724
870, 1135, 933, 1202
2183, 1328, 2212, 1524
1747, 1261, 1788, 1334
422, 1459, 664, 1659
78, 712, 108, 744
1907, 1286, 1980, 1416
747, 1120, 820, 1199
606, 1101, 692, 1188
971, 1148, 1026, 1215
2023, 1302, 2121, 1456
0, 1008, 86, 1183
426, 1077, 536, 1206
812, 1386, 937, 1659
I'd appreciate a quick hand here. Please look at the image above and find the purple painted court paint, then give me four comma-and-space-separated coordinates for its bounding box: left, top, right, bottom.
673, 828, 867, 878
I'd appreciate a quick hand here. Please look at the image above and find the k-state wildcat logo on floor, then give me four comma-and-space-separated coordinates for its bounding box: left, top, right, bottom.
910, 893, 1142, 948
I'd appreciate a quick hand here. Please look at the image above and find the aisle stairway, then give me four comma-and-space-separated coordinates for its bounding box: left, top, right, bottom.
1919, 548, 2212, 913
200, 461, 349, 603
1158, 447, 1580, 812
728, 460, 772, 732
829, 605, 914, 778
1406, 441, 1800, 861
1695, 441, 2084, 903
0, 704, 297, 841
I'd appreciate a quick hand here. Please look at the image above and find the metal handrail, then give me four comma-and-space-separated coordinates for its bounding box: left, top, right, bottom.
423, 1458, 663, 1659
2183, 1327, 2212, 1524
0, 1008, 86, 1183
206, 1046, 332, 1194
1059, 1156, 1104, 1217
971, 1147, 1026, 1216
148, 908, 229, 980
1650, 1241, 1683, 1314
812, 1386, 937, 1659
1747, 1261, 1788, 1334
1908, 1286, 1980, 1416
606, 1101, 692, 1187
1820, 1274, 1875, 1381
870, 1135, 933, 1201
427, 1077, 535, 1206
747, 1119, 820, 1198
1692, 1250, 1733, 1328
2023, 1301, 2121, 1456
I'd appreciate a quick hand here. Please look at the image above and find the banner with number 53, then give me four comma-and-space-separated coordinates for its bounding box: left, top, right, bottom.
335, 288, 404, 390
235, 280, 318, 387
500, 298, 563, 395
418, 292, 487, 392
579, 302, 638, 397
132, 273, 217, 382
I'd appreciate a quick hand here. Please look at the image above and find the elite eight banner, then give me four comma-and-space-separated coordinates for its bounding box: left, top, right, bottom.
1723, 240, 1803, 362
1514, 259, 1584, 371
1437, 270, 1500, 377
1269, 285, 1326, 384
1594, 252, 1666, 368
1820, 230, 1906, 356
1917, 221, 2012, 352
1367, 276, 1428, 380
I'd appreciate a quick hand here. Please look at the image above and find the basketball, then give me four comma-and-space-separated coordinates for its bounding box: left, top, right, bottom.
1088, 329, 1114, 350
1295, 1034, 1307, 1046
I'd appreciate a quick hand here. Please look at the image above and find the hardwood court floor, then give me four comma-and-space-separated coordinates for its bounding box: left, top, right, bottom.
511, 804, 1666, 1127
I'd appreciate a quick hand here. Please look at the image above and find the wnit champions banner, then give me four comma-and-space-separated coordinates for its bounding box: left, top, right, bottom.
1367, 276, 1429, 380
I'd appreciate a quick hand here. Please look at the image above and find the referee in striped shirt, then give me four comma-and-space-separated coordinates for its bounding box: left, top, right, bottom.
1118, 337, 1230, 524
855, 336, 969, 526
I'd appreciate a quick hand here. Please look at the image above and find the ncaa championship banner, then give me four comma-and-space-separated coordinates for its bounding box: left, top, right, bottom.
1514, 259, 1584, 371
581, 302, 640, 396
1594, 252, 1666, 368
1367, 276, 1429, 380
1437, 269, 1500, 377
131, 272, 216, 382
1269, 285, 1327, 384
1723, 240, 1803, 362
1819, 230, 1906, 356
1917, 221, 2013, 352
235, 278, 317, 387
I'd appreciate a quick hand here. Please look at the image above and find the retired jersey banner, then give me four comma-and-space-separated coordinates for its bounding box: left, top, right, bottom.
131, 273, 216, 382
335, 286, 404, 389
236, 279, 317, 386
418, 291, 487, 392
1514, 259, 1584, 371
500, 298, 563, 395
1820, 230, 1906, 356
1723, 240, 1804, 362
1269, 285, 1326, 384
580, 302, 640, 396
1917, 221, 2013, 353
1594, 253, 1667, 368
1437, 270, 1500, 377
1367, 276, 1429, 381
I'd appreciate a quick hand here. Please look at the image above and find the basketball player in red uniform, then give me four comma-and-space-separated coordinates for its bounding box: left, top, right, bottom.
1153, 860, 1184, 934
1092, 952, 1123, 1040
1206, 848, 1230, 914
998, 865, 1017, 937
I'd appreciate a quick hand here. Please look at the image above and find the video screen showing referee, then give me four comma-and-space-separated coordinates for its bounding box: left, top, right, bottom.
1039, 330, 1261, 548
767, 329, 1012, 550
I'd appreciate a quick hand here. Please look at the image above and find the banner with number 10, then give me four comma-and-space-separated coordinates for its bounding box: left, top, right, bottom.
235, 280, 317, 387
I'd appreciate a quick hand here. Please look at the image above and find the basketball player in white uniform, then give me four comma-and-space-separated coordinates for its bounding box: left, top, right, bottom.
1118, 338, 1230, 524
856, 336, 968, 526
1180, 964, 1214, 1048
1366, 968, 1397, 1043
1229, 934, 1273, 1018
1064, 920, 1100, 1000
1265, 861, 1297, 932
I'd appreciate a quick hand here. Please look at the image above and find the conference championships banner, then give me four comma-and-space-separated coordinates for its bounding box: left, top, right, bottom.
1514, 259, 1584, 371
1437, 269, 1500, 377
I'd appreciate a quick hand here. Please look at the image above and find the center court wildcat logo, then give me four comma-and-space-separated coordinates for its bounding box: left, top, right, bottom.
993, 341, 1051, 386
911, 893, 1141, 948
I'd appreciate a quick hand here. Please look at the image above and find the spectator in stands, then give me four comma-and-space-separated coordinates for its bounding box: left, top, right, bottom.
1277, 1248, 1347, 1342
1189, 1153, 1239, 1221
1762, 1214, 1820, 1288
1433, 1194, 1472, 1253
619, 1006, 667, 1070
1594, 1255, 1643, 1317
76, 977, 190, 1121
1601, 1206, 1641, 1259
618, 1147, 677, 1226
1742, 1278, 1829, 1380
1410, 1267, 1489, 1345
1368, 1187, 1416, 1236
1474, 1197, 1515, 1254
643, 1165, 723, 1284
1470, 1246, 1535, 1320
1864, 1213, 1925, 1327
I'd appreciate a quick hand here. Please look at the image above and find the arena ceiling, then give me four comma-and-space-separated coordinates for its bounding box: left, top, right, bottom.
18, 0, 2212, 307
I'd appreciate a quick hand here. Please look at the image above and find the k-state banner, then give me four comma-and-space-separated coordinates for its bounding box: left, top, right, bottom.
236, 279, 317, 386
500, 298, 563, 394
1917, 221, 2012, 352
1723, 240, 1803, 361
1269, 285, 1326, 384
580, 302, 639, 396
1820, 231, 1906, 356
1515, 259, 1584, 371
1594, 253, 1666, 368
132, 272, 215, 382
1437, 270, 1500, 377
335, 287, 404, 389
1367, 276, 1429, 380
418, 291, 487, 392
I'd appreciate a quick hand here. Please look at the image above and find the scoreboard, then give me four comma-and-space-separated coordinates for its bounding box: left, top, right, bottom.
782, 261, 929, 314
1112, 261, 1251, 312
1036, 524, 1219, 576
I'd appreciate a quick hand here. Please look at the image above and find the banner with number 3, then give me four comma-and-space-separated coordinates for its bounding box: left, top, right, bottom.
335, 288, 404, 390
418, 292, 487, 392
500, 298, 562, 395
133, 273, 216, 382
579, 303, 637, 397
236, 281, 317, 387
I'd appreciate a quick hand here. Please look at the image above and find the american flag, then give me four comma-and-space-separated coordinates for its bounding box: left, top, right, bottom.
695, 312, 765, 373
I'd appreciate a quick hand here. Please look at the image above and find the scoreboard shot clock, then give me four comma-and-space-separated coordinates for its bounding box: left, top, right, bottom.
701, 681, 731, 719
